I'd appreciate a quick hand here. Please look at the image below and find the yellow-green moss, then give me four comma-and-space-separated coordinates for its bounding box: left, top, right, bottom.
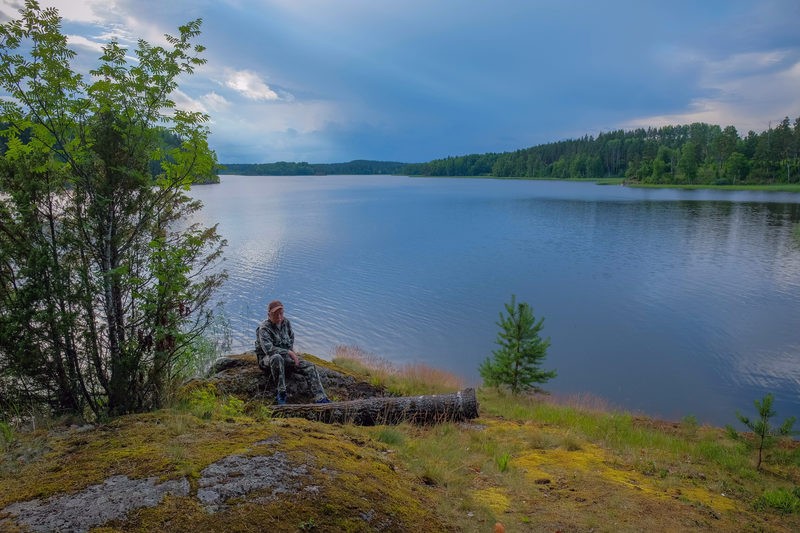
0, 411, 273, 507
474, 486, 510, 515
0, 404, 450, 532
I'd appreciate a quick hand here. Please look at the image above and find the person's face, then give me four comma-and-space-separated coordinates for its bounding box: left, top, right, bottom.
269, 307, 284, 325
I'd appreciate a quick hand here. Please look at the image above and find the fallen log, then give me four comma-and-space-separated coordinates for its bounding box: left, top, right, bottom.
271, 388, 479, 426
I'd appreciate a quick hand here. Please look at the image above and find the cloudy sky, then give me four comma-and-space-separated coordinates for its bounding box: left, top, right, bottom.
2, 0, 799, 164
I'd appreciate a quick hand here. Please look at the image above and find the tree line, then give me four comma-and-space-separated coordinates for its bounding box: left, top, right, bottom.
401, 118, 800, 185
221, 118, 800, 186
221, 160, 405, 176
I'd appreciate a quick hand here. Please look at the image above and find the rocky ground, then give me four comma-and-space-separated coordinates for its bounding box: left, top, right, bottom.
0, 353, 446, 532
1, 353, 798, 532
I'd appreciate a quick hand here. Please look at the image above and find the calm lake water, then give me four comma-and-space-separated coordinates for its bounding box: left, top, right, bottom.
189, 175, 800, 426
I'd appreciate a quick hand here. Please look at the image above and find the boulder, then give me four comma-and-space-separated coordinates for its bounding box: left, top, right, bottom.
205, 352, 388, 404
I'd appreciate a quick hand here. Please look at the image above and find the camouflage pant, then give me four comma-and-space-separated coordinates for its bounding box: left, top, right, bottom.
268, 353, 327, 401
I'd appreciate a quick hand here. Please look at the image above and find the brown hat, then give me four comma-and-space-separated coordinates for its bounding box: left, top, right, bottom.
267, 300, 284, 315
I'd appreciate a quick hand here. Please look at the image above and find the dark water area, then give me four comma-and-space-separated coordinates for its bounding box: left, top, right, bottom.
189, 175, 800, 427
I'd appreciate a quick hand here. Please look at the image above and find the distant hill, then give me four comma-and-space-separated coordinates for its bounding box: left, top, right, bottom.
220, 159, 405, 176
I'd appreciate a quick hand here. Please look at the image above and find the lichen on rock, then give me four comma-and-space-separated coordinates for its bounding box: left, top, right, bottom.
197, 452, 309, 510
1, 475, 189, 533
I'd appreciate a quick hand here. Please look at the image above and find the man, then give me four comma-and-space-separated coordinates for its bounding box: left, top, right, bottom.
255, 300, 330, 405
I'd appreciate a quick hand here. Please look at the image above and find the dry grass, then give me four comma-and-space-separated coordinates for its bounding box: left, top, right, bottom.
332, 344, 465, 395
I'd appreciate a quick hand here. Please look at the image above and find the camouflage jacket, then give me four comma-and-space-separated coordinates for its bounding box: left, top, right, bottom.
255, 318, 294, 368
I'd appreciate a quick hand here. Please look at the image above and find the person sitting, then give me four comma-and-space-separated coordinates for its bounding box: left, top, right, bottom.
255, 300, 330, 405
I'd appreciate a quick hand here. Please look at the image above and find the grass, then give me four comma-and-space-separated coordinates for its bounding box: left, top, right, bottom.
628, 182, 800, 192
332, 344, 465, 396
413, 174, 800, 192
2, 355, 799, 531
757, 487, 800, 514
0, 421, 14, 453
355, 380, 800, 531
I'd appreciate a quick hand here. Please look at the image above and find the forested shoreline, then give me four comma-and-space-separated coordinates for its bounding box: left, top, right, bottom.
403, 117, 800, 185
221, 159, 404, 176
223, 117, 800, 186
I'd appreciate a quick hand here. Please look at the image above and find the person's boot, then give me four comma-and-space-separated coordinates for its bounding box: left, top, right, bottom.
276, 391, 287, 405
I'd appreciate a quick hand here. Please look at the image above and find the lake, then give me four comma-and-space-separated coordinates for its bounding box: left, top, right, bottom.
189, 175, 800, 426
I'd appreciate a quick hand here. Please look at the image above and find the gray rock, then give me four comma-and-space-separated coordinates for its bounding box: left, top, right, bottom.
197, 452, 309, 511
1, 475, 189, 533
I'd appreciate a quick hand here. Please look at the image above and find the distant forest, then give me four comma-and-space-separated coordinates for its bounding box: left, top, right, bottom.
401, 117, 800, 185
221, 160, 404, 176
224, 116, 800, 186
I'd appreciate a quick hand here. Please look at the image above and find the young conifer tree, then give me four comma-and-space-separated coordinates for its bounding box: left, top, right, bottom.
480, 295, 556, 394
728, 393, 797, 471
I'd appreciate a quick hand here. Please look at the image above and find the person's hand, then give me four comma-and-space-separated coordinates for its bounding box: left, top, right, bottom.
288, 350, 300, 366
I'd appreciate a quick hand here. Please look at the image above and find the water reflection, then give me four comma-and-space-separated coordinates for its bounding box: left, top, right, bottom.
189, 176, 800, 426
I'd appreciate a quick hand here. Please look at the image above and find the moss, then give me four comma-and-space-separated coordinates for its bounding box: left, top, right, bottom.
1, 402, 450, 532
3, 378, 800, 532
109, 417, 448, 532
0, 411, 270, 507
515, 439, 741, 516
475, 486, 511, 515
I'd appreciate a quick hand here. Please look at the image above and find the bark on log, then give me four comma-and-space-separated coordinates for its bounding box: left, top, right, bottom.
271, 388, 479, 426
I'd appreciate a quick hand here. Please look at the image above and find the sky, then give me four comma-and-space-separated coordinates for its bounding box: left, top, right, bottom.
1, 0, 799, 164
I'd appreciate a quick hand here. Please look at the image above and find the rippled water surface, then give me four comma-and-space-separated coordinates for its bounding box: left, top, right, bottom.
189, 175, 800, 425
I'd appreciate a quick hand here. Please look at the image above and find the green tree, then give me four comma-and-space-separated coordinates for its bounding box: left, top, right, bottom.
479, 295, 556, 394
723, 152, 749, 184
0, 1, 226, 417
677, 141, 699, 183
727, 393, 797, 471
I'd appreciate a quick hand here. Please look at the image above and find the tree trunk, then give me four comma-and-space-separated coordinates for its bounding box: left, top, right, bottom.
271, 388, 479, 426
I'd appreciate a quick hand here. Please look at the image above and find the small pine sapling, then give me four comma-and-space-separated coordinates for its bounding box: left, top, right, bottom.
727, 393, 797, 471
479, 295, 556, 394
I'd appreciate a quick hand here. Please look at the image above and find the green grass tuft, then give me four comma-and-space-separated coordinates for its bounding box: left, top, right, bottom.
756, 487, 800, 514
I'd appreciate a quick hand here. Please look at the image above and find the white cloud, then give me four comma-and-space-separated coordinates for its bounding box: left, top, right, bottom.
40, 0, 104, 23
623, 50, 800, 134
65, 34, 105, 54
221, 100, 339, 134
224, 69, 280, 101
202, 91, 230, 112
171, 89, 208, 114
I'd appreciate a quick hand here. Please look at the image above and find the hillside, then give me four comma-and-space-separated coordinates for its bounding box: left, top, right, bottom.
1, 353, 798, 532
